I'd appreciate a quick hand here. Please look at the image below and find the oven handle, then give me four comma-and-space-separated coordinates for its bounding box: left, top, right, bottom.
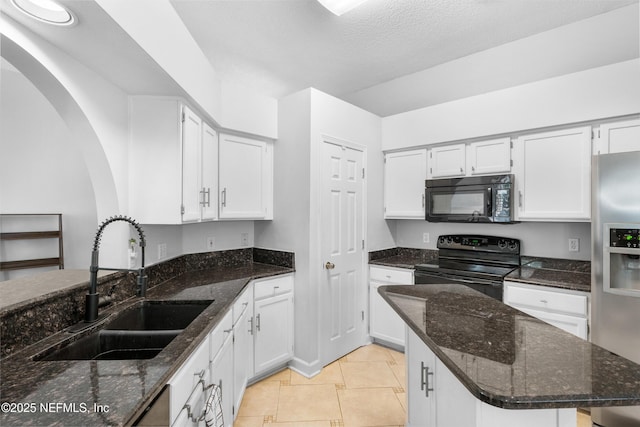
414, 271, 502, 287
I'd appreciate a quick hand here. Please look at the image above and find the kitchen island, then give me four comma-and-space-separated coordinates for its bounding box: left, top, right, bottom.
379, 284, 640, 427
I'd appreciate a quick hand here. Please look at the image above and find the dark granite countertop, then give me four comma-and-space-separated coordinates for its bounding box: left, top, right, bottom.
0, 262, 293, 426
369, 249, 592, 292
368, 247, 438, 269
379, 284, 640, 410
507, 257, 591, 292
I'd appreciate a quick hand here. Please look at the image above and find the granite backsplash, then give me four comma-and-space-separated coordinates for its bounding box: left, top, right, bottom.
0, 248, 294, 358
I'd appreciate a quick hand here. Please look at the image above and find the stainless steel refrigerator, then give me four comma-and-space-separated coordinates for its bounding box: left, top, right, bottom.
592, 151, 640, 427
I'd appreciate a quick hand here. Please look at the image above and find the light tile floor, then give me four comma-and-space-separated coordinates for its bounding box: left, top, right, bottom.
234, 343, 593, 427
234, 344, 406, 427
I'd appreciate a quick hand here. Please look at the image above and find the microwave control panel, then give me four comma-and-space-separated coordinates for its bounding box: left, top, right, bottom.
610, 228, 640, 248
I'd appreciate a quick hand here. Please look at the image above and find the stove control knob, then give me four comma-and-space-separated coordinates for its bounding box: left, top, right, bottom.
446, 237, 453, 245
508, 240, 518, 251
438, 237, 445, 245
498, 239, 508, 249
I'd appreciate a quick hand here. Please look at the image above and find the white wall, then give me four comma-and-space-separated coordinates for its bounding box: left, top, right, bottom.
393, 221, 591, 261
256, 88, 394, 375
0, 61, 98, 280
382, 59, 640, 150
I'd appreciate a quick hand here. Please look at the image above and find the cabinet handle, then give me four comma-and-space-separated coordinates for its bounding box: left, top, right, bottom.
540, 299, 548, 304
460, 167, 463, 173
256, 313, 261, 332
205, 188, 211, 207
421, 362, 434, 397
248, 316, 254, 335
471, 166, 475, 172
221, 188, 227, 207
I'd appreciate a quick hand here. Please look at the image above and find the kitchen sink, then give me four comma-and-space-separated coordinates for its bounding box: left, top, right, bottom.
35, 300, 213, 361
103, 300, 213, 331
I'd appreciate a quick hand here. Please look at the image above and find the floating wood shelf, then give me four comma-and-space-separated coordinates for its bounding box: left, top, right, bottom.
0, 214, 64, 272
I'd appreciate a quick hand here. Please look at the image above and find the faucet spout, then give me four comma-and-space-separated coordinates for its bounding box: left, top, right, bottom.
85, 216, 147, 323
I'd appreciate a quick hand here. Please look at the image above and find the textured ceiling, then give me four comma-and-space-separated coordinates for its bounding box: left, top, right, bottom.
1, 0, 637, 118
172, 0, 639, 115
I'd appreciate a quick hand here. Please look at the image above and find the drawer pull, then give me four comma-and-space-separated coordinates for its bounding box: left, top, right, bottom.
540, 299, 548, 304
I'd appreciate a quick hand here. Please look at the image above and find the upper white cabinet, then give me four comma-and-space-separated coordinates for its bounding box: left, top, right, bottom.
427, 138, 511, 179
429, 143, 466, 178
219, 133, 273, 220
129, 97, 217, 224
513, 126, 592, 221
596, 118, 640, 154
467, 138, 511, 175
383, 149, 427, 219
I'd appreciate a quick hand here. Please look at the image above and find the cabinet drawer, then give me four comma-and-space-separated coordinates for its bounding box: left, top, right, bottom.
210, 310, 233, 360
233, 284, 253, 324
370, 266, 413, 284
504, 283, 588, 317
168, 336, 210, 425
254, 275, 293, 300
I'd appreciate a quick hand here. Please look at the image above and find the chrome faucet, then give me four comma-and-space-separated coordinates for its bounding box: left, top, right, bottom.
85, 215, 147, 323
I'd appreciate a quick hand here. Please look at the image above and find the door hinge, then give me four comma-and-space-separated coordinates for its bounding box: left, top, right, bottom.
181, 205, 185, 215
181, 111, 185, 123
510, 140, 514, 149
362, 168, 365, 179
510, 159, 513, 167
362, 240, 365, 250
429, 152, 432, 159
429, 167, 432, 174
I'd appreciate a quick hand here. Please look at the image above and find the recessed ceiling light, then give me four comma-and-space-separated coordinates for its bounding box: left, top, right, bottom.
317, 0, 370, 16
11, 0, 76, 26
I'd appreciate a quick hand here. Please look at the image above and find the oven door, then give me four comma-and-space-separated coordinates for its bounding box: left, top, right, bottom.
425, 184, 493, 223
414, 270, 503, 301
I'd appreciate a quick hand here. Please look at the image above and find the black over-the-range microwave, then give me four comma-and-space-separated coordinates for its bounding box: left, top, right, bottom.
425, 174, 515, 223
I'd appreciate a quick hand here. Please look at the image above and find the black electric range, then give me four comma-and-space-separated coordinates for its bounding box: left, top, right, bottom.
414, 234, 521, 301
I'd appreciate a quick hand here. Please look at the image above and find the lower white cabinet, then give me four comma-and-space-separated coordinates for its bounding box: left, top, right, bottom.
406, 328, 577, 427
167, 274, 294, 426
232, 285, 254, 414
253, 275, 294, 376
503, 281, 589, 339
369, 266, 413, 347
210, 331, 234, 427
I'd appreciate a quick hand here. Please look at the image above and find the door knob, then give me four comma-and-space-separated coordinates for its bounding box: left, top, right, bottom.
325, 261, 335, 270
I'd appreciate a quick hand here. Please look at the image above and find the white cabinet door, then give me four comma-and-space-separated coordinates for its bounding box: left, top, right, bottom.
429, 144, 465, 178
233, 292, 254, 414
370, 281, 407, 347
254, 291, 294, 375
406, 327, 436, 427
211, 334, 234, 427
468, 138, 511, 175
598, 119, 640, 154
182, 105, 203, 223
384, 149, 427, 219
503, 281, 589, 340
129, 97, 218, 224
201, 123, 218, 221
219, 134, 272, 219
514, 126, 591, 221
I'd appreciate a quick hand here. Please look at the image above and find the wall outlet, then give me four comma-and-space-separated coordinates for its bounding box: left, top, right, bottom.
206, 237, 215, 250
240, 232, 249, 247
158, 243, 167, 260
568, 238, 580, 252
423, 233, 430, 243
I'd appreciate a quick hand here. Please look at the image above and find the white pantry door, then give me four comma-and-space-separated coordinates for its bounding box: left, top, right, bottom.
320, 140, 365, 364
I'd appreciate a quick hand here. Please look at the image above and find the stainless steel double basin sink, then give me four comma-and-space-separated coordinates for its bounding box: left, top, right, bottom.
35, 300, 212, 361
